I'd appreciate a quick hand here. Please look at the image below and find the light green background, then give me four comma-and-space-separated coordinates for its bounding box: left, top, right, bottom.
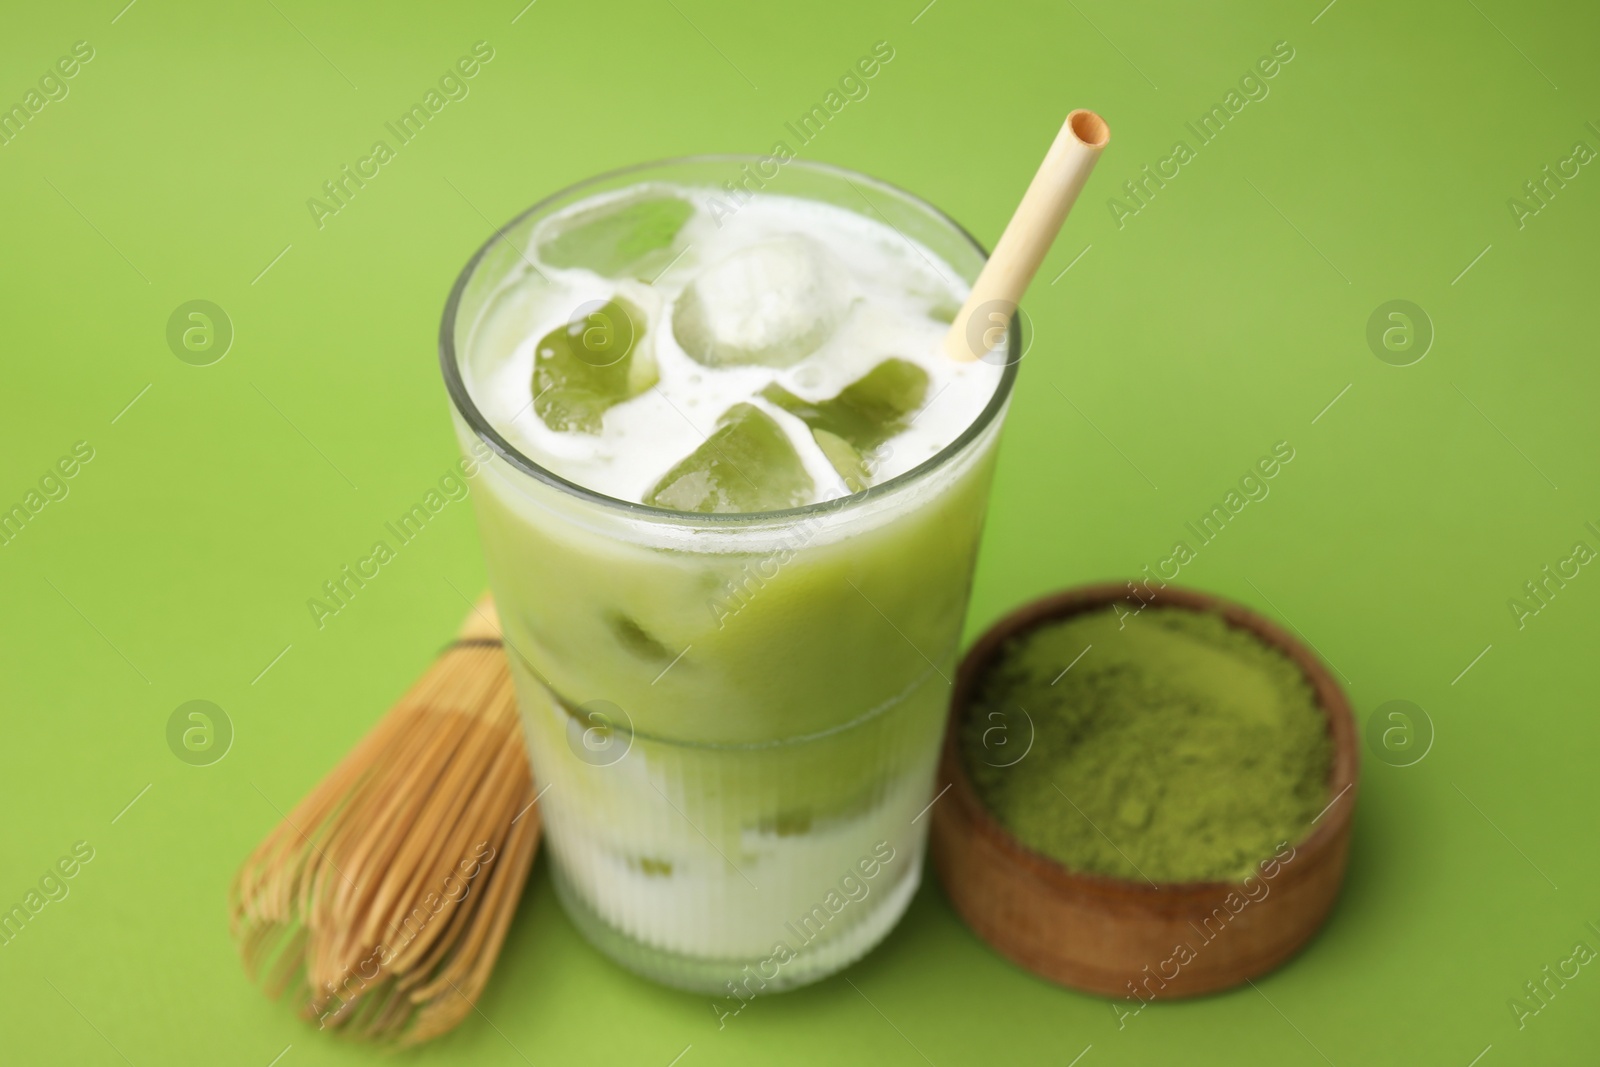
2, 0, 1596, 1063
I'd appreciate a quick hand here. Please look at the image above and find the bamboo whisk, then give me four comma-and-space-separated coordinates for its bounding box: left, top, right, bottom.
230, 596, 539, 1046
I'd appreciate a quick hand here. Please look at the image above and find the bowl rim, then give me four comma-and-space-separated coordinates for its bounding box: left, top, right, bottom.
939, 580, 1360, 901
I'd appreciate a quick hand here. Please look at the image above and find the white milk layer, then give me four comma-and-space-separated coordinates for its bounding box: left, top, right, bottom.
469, 186, 1004, 507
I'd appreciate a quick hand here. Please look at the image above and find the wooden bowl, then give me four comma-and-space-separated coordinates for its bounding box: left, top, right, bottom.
931, 581, 1358, 999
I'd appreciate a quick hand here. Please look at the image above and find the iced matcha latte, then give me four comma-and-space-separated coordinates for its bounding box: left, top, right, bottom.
440, 159, 1016, 993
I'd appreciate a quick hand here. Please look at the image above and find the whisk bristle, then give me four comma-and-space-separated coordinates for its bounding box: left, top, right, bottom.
230, 598, 539, 1046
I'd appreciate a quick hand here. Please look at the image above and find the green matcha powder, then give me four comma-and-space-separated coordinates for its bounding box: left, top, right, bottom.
961, 606, 1332, 884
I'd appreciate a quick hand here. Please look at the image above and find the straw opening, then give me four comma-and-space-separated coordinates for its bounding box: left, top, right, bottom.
1068, 109, 1110, 149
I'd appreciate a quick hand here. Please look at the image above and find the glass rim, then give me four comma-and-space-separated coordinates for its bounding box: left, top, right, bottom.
438, 154, 1021, 524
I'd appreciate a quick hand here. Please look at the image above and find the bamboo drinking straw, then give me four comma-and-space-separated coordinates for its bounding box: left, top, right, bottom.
945, 109, 1110, 362
231, 595, 539, 1047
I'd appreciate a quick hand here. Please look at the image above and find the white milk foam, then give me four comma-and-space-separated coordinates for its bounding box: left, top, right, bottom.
473, 186, 1004, 507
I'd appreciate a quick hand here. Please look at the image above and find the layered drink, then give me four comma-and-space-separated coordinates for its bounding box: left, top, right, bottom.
440, 158, 1017, 993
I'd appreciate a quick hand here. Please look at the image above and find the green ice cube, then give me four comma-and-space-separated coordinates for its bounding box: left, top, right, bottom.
531, 297, 656, 434
537, 190, 695, 279
812, 428, 870, 494
763, 360, 928, 490
761, 357, 930, 452
606, 610, 672, 661
646, 403, 814, 513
